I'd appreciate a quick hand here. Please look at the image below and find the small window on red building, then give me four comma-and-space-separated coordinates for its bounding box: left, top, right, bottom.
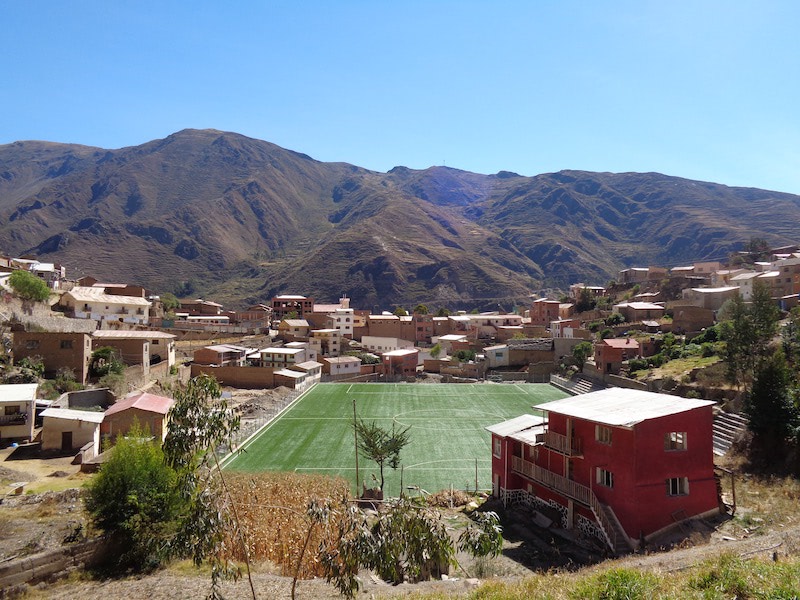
664, 432, 687, 451
60, 340, 73, 349
666, 477, 689, 496
595, 425, 612, 445
596, 467, 614, 488
493, 437, 502, 458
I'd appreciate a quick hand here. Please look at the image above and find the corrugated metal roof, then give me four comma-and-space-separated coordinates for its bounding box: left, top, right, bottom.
93, 330, 176, 339
65, 287, 151, 306
0, 383, 38, 403
535, 388, 715, 428
41, 407, 104, 423
105, 392, 174, 417
485, 414, 545, 436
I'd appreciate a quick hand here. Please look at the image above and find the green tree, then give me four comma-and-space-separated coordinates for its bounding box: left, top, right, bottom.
606, 312, 625, 326
354, 419, 410, 493
453, 349, 476, 362
160, 292, 181, 313
428, 343, 441, 359
90, 347, 125, 378
393, 307, 408, 317
572, 341, 593, 370
162, 374, 254, 599
8, 270, 51, 302
413, 304, 429, 315
744, 349, 799, 462
435, 307, 451, 317
720, 282, 780, 390
85, 423, 185, 571
575, 288, 596, 313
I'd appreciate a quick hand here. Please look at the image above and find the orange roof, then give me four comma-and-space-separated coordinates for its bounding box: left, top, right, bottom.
104, 392, 174, 417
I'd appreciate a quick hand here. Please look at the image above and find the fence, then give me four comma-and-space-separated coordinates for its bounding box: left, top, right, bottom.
218, 385, 310, 464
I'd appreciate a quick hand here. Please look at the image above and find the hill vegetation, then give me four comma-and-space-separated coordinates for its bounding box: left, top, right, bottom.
3, 130, 800, 308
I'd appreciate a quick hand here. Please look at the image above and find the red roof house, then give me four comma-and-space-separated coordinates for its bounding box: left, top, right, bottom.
487, 388, 719, 553
595, 338, 641, 375
102, 392, 175, 442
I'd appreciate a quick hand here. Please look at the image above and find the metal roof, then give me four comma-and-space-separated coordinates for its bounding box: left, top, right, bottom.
535, 388, 715, 428
0, 383, 38, 403
93, 330, 176, 339
105, 392, 174, 416
41, 407, 104, 423
485, 414, 545, 436
65, 286, 151, 306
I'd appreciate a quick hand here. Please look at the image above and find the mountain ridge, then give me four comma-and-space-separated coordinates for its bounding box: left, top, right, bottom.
2, 129, 799, 309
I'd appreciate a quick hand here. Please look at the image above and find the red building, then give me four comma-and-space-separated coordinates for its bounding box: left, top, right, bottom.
594, 338, 641, 375
529, 298, 561, 327
487, 389, 719, 553
382, 348, 419, 377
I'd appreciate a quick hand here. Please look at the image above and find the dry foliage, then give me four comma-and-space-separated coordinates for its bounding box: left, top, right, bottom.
426, 488, 474, 507
222, 471, 351, 579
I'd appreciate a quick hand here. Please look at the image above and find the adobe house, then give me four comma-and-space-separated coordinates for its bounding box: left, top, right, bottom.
60, 286, 151, 325
382, 348, 419, 377
92, 330, 177, 368
595, 338, 641, 375
193, 344, 249, 366
277, 319, 310, 341
612, 301, 665, 323
322, 356, 362, 379
13, 331, 93, 384
102, 392, 174, 442
271, 294, 314, 321
40, 407, 103, 456
529, 299, 561, 327
487, 388, 719, 553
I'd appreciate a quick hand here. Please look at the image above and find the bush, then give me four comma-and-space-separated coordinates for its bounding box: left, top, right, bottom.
85, 425, 185, 571
8, 270, 51, 302
628, 358, 649, 372
90, 347, 124, 377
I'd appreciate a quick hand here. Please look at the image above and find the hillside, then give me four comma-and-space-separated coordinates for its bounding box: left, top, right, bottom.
2, 129, 800, 309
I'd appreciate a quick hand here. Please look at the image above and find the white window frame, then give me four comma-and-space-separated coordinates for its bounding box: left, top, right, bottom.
595, 425, 613, 446
666, 477, 689, 496
492, 437, 502, 459
664, 431, 688, 451
596, 467, 614, 488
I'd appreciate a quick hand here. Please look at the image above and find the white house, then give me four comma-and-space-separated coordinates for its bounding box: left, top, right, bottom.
0, 383, 37, 443
61, 286, 151, 325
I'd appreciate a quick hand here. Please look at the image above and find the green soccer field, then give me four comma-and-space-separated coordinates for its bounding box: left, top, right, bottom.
222, 382, 568, 496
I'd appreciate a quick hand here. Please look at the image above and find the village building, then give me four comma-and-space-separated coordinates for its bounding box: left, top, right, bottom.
0, 383, 37, 443
40, 407, 104, 456
487, 389, 719, 553
382, 348, 419, 378
60, 286, 151, 325
12, 331, 93, 384
102, 392, 174, 442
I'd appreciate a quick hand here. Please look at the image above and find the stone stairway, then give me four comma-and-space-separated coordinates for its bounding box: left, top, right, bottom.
713, 410, 749, 456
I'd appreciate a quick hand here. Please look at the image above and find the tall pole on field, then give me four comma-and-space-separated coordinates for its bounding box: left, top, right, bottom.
353, 394, 360, 495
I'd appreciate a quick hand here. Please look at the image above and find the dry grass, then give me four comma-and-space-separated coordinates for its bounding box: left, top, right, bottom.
222, 471, 351, 578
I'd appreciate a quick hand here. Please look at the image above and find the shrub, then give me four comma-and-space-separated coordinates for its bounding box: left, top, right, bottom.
90, 347, 124, 377
571, 567, 659, 600
8, 270, 51, 302
85, 425, 185, 572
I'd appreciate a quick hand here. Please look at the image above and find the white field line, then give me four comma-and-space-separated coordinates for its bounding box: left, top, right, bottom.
220, 384, 316, 468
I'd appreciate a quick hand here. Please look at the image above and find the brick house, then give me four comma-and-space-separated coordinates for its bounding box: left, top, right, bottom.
595, 338, 641, 375
382, 348, 419, 377
13, 331, 93, 384
487, 389, 719, 553
102, 392, 174, 442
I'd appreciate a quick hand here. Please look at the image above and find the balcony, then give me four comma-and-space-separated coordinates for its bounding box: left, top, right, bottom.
0, 413, 28, 426
543, 430, 583, 456
511, 456, 591, 505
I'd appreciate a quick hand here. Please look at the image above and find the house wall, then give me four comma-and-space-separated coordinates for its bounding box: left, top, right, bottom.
13, 332, 92, 383
103, 408, 170, 442
543, 406, 717, 539
190, 364, 276, 388
0, 401, 35, 442
41, 417, 100, 452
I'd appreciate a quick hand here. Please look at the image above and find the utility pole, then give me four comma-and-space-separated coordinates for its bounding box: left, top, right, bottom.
353, 395, 359, 495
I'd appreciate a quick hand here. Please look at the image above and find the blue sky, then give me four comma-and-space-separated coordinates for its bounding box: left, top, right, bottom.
2, 1, 799, 194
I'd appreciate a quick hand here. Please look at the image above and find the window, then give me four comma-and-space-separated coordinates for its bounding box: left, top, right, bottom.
493, 437, 502, 458
664, 431, 687, 451
596, 467, 614, 488
666, 477, 689, 496
595, 425, 613, 445
5, 406, 21, 416
152, 339, 159, 345
25, 340, 40, 350
60, 340, 73, 349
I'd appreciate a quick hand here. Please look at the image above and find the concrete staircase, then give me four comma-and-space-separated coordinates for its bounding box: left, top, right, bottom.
550, 374, 606, 396
597, 503, 632, 555
713, 410, 749, 456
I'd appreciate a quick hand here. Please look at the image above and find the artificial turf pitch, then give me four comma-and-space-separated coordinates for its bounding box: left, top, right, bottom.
222, 382, 568, 496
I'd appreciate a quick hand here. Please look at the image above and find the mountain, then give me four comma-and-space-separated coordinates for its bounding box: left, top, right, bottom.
2, 129, 800, 310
